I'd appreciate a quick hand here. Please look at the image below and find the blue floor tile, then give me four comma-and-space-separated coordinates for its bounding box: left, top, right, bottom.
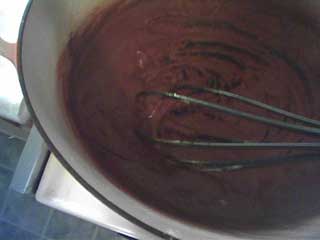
95, 227, 131, 240
2, 190, 51, 235
0, 187, 8, 214
0, 132, 137, 240
0, 220, 39, 240
45, 210, 95, 240
0, 166, 13, 189
0, 166, 13, 211
0, 133, 25, 171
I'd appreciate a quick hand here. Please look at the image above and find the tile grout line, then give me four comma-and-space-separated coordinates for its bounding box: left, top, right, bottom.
0, 217, 42, 238
0, 189, 10, 217
90, 226, 99, 240
0, 162, 15, 172
0, 189, 56, 238
41, 208, 55, 238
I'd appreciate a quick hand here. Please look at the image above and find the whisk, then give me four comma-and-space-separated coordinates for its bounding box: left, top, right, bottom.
136, 85, 320, 172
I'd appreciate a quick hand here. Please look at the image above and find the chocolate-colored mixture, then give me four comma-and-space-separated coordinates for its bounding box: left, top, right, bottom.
60, 0, 320, 231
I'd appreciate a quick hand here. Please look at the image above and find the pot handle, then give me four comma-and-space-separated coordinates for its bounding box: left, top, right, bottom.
0, 37, 17, 67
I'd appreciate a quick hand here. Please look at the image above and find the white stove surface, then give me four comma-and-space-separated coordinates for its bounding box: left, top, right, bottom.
36, 154, 163, 240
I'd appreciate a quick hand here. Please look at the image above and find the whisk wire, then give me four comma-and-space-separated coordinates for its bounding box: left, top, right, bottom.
177, 85, 320, 127
138, 88, 320, 137
136, 85, 320, 171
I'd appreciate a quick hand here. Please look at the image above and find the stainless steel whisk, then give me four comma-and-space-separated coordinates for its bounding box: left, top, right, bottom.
136, 85, 320, 172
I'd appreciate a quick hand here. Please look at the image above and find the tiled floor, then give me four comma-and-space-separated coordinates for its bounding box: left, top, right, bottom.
0, 132, 134, 240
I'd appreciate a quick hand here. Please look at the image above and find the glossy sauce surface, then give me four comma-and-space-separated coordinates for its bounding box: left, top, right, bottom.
60, 0, 320, 231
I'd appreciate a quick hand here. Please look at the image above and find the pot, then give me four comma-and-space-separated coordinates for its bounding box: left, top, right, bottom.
3, 0, 320, 239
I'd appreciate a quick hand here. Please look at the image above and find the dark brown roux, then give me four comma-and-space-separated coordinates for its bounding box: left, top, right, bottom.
59, 0, 320, 232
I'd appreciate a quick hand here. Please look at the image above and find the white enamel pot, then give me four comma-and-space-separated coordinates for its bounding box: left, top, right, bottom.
3, 0, 320, 239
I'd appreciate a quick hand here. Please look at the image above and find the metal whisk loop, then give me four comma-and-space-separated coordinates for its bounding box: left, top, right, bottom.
136, 85, 320, 171
137, 85, 320, 148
